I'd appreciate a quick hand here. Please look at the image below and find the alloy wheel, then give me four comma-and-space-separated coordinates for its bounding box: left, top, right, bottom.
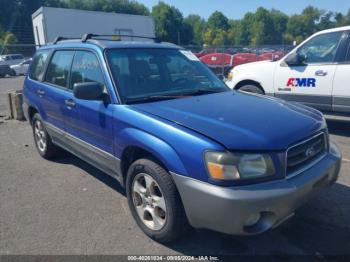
132, 173, 167, 231
34, 120, 47, 152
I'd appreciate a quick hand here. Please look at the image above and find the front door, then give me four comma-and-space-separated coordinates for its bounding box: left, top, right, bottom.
274, 31, 344, 111
62, 50, 117, 176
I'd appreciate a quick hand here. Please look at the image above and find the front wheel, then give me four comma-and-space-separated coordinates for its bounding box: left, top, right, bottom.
126, 158, 190, 242
238, 84, 264, 94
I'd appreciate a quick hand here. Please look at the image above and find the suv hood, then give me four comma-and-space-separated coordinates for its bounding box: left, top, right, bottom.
131, 91, 325, 150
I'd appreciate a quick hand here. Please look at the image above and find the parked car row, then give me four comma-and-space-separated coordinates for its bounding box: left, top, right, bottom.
193, 48, 286, 77
0, 53, 32, 77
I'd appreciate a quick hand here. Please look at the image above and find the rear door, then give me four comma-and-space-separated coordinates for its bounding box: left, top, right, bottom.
274, 31, 344, 111
42, 50, 75, 132
332, 31, 350, 114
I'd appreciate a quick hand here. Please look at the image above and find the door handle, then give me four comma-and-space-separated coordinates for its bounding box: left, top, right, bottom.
36, 89, 45, 96
64, 99, 76, 108
315, 70, 328, 76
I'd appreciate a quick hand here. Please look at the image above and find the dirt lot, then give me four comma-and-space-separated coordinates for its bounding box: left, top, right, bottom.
0, 76, 350, 258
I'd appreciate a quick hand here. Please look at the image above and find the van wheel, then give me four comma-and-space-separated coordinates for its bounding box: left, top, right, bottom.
10, 69, 16, 76
32, 113, 61, 159
238, 84, 264, 94
126, 158, 190, 242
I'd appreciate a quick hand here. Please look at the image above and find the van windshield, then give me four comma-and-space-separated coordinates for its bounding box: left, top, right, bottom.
106, 48, 228, 104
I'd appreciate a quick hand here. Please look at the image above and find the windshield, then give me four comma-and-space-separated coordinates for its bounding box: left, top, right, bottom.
106, 48, 229, 103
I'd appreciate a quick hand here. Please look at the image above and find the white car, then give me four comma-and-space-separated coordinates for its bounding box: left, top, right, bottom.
226, 26, 350, 115
0, 54, 25, 66
10, 59, 32, 76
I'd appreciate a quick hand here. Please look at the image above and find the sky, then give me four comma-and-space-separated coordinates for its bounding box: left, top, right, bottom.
140, 0, 350, 19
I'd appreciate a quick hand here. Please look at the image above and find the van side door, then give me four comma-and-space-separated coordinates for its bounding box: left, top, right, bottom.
332, 31, 350, 114
274, 31, 344, 112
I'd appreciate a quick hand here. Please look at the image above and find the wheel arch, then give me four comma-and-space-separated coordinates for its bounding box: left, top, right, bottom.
118, 128, 188, 186
234, 80, 265, 94
28, 105, 39, 125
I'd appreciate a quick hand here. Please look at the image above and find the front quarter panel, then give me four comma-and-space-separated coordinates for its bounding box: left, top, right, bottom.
113, 105, 224, 182
226, 61, 278, 94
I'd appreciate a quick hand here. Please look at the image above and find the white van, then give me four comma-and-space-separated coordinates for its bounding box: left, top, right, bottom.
226, 26, 350, 115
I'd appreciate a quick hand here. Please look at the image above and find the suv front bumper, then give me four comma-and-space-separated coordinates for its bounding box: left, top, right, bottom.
172, 142, 341, 235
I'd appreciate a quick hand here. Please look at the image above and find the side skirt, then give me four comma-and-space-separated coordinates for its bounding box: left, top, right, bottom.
45, 122, 123, 185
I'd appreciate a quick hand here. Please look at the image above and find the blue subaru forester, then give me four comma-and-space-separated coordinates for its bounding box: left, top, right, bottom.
23, 35, 342, 242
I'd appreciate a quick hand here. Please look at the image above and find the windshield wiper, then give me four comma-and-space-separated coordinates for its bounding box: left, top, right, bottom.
182, 88, 226, 96
125, 95, 184, 104
125, 88, 227, 104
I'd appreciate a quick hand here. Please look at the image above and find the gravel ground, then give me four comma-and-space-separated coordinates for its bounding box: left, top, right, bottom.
0, 76, 349, 259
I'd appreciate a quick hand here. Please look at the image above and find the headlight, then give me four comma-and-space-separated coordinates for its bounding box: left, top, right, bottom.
205, 151, 275, 180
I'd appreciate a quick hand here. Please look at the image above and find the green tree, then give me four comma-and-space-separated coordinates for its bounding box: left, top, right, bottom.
207, 11, 229, 31
152, 1, 190, 44
286, 6, 322, 44
202, 28, 228, 45
235, 12, 254, 45
249, 7, 276, 45
335, 9, 350, 26
184, 14, 206, 45
270, 9, 288, 44
226, 19, 240, 45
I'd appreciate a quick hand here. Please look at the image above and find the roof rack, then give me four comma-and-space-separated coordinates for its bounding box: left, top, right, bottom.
81, 33, 160, 43
52, 34, 160, 45
53, 36, 81, 44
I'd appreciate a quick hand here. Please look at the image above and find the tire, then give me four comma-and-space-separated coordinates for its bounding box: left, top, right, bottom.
126, 158, 190, 242
10, 69, 16, 76
0, 74, 4, 78
238, 84, 264, 95
32, 113, 62, 159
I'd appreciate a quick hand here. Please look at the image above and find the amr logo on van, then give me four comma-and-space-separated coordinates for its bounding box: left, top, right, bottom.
287, 78, 316, 87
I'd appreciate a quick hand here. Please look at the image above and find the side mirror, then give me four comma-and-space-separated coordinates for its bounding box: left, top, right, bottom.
73, 82, 103, 100
284, 52, 305, 66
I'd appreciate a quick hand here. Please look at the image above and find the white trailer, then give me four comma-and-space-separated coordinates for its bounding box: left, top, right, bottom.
32, 7, 155, 46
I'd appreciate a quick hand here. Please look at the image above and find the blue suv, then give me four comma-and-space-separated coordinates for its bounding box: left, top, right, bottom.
23, 35, 342, 242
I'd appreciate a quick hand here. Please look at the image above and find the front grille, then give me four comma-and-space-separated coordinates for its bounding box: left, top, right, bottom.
286, 132, 327, 176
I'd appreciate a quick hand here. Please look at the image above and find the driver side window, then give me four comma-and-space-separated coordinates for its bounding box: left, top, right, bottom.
298, 31, 343, 64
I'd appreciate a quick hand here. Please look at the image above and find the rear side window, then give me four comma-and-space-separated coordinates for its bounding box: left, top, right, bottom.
70, 51, 105, 90
45, 50, 74, 88
29, 50, 50, 81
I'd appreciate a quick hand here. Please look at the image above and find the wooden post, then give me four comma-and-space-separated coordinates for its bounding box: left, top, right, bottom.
7, 91, 25, 120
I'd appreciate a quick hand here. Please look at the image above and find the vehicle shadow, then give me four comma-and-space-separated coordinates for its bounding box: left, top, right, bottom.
327, 119, 350, 137
52, 151, 126, 196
